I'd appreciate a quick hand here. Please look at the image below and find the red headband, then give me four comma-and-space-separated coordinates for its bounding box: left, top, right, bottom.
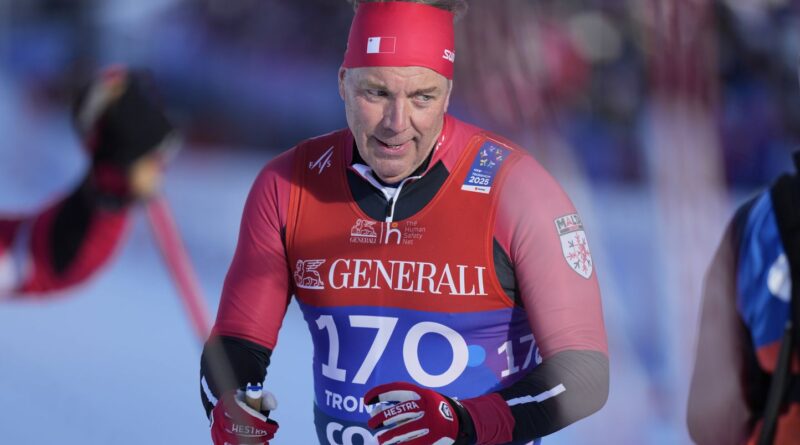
343, 2, 456, 79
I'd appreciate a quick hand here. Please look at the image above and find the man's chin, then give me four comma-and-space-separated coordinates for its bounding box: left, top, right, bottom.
372, 167, 411, 184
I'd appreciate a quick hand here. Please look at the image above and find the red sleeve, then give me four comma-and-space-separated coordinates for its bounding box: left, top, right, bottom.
1, 198, 128, 299
495, 154, 607, 358
18, 207, 127, 295
462, 155, 609, 444
212, 149, 295, 350
0, 219, 21, 254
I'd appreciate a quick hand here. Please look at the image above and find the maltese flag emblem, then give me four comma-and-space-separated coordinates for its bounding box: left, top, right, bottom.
367, 36, 396, 54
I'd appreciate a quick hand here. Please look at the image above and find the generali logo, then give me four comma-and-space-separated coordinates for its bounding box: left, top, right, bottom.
293, 257, 487, 296
349, 219, 426, 246
350, 219, 378, 241
294, 259, 325, 289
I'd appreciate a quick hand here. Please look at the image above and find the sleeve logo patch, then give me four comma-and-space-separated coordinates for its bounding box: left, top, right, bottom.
555, 214, 593, 279
461, 141, 509, 194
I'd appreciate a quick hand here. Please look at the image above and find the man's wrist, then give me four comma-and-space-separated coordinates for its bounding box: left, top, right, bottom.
459, 393, 516, 445
447, 395, 477, 445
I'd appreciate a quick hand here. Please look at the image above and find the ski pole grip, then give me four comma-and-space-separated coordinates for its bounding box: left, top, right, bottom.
245, 384, 263, 412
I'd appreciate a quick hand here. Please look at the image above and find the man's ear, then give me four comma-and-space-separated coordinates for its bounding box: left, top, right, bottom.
443, 80, 453, 112
338, 67, 347, 100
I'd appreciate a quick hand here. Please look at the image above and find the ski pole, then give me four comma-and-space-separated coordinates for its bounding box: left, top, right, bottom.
145, 194, 212, 342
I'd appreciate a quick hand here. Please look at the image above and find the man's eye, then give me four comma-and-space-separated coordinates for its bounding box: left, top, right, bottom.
366, 89, 387, 97
416, 94, 434, 102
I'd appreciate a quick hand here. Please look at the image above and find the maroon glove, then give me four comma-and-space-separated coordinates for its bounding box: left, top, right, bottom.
365, 382, 474, 445
210, 388, 279, 445
72, 66, 177, 205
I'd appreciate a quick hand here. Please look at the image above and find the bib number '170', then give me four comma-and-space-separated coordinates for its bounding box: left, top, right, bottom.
315, 314, 540, 388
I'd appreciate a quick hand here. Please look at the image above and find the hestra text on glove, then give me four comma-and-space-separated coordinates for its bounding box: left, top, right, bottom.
365, 381, 473, 445
210, 387, 279, 445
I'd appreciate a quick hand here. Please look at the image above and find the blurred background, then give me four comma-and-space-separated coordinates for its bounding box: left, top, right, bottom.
0, 0, 798, 443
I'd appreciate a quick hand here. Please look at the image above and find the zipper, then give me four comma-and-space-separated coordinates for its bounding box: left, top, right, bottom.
383, 176, 418, 223
350, 164, 419, 224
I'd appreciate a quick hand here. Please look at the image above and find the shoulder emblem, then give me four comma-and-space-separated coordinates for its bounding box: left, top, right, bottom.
461, 140, 510, 194
555, 214, 593, 279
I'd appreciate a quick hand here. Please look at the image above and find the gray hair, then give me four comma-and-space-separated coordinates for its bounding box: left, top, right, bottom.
346, 0, 468, 21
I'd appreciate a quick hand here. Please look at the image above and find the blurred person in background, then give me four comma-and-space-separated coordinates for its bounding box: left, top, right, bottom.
687, 69, 800, 445
200, 1, 608, 445
0, 66, 176, 299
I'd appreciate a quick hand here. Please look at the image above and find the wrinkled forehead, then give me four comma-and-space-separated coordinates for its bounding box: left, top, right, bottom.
343, 66, 450, 92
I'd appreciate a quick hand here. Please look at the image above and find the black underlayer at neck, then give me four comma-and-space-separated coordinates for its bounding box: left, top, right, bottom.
347, 143, 448, 221
351, 142, 434, 187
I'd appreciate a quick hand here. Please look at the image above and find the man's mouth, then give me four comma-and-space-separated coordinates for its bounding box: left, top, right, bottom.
375, 138, 409, 151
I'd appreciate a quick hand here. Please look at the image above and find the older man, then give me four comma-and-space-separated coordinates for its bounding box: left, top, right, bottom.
201, 2, 608, 444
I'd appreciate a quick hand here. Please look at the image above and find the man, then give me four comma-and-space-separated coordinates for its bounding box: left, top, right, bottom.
687, 150, 800, 444
0, 66, 175, 299
201, 1, 609, 444
687, 63, 800, 445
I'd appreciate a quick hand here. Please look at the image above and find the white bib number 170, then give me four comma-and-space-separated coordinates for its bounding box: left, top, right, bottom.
315, 315, 468, 388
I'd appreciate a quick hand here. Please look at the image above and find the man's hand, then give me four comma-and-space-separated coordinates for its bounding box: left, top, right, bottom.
210, 388, 279, 445
365, 382, 474, 445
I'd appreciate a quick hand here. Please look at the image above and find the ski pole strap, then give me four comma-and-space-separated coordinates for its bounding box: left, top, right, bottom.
757, 323, 795, 445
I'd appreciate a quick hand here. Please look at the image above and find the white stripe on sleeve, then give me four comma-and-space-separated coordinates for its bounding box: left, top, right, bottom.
506, 383, 566, 407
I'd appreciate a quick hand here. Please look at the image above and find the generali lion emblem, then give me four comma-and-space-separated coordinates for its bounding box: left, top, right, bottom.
294, 259, 325, 289
351, 219, 378, 239
554, 214, 593, 279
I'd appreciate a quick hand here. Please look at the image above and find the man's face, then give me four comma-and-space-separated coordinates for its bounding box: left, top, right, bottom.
339, 66, 452, 184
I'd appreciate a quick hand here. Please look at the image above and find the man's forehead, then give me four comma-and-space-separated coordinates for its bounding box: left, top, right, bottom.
348, 66, 448, 89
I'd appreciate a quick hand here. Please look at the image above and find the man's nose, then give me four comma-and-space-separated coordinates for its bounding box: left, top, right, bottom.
382, 99, 409, 133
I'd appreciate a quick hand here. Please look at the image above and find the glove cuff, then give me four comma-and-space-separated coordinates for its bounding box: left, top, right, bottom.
459, 393, 515, 445
88, 163, 134, 209
445, 395, 477, 445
